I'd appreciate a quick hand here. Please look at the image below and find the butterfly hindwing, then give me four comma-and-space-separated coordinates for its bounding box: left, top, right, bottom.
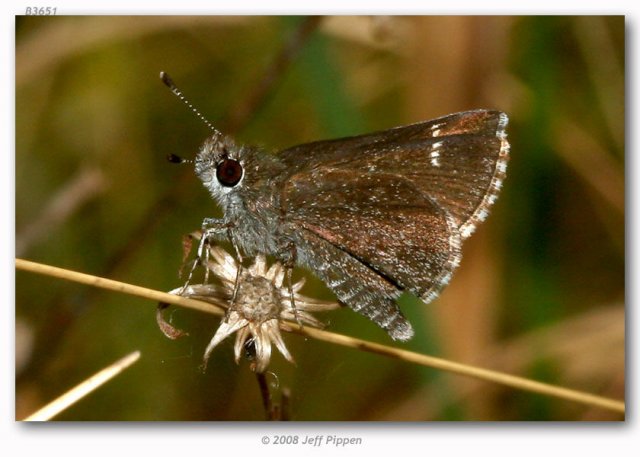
284, 170, 462, 315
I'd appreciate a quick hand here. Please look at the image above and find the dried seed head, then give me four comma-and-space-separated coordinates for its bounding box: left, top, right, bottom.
234, 273, 282, 323
167, 243, 339, 373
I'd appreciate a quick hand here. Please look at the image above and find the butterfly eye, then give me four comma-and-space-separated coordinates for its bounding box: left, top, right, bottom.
216, 158, 243, 187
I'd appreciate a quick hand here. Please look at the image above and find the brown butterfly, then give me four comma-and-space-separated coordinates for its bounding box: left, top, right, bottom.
163, 72, 509, 340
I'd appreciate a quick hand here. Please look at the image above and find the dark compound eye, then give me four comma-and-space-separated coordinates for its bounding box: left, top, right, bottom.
216, 159, 243, 187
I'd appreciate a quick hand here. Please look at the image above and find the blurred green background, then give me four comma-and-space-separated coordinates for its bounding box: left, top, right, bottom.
15, 16, 624, 421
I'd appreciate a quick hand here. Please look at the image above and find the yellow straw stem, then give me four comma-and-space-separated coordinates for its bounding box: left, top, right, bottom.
16, 258, 225, 316
291, 325, 625, 414
23, 350, 141, 421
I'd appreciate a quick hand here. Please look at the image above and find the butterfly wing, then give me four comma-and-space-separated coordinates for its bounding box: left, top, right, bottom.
294, 222, 418, 341
279, 109, 509, 239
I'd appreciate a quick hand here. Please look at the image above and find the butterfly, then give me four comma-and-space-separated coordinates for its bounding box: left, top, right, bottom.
163, 72, 509, 340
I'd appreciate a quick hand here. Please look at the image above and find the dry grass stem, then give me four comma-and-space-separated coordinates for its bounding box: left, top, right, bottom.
16, 258, 225, 317
22, 350, 141, 421
16, 258, 625, 415
293, 325, 624, 415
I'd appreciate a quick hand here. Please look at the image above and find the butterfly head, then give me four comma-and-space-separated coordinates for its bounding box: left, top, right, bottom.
195, 133, 246, 199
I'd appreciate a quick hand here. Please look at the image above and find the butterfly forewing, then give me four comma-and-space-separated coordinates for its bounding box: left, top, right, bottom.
278, 110, 509, 237
277, 110, 508, 340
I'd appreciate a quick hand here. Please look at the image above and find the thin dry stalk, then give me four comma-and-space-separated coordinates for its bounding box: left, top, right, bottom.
290, 326, 624, 415
15, 258, 625, 415
22, 350, 141, 421
16, 258, 225, 317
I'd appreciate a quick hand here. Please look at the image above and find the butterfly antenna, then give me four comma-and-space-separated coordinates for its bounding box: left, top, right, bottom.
166, 153, 192, 164
160, 71, 222, 137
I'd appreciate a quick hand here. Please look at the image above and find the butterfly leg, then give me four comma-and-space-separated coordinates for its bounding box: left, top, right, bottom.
199, 218, 244, 323
279, 241, 303, 331
179, 234, 208, 294
180, 217, 235, 294
227, 227, 245, 321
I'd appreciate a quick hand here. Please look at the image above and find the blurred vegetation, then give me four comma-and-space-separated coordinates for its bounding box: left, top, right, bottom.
15, 16, 624, 421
